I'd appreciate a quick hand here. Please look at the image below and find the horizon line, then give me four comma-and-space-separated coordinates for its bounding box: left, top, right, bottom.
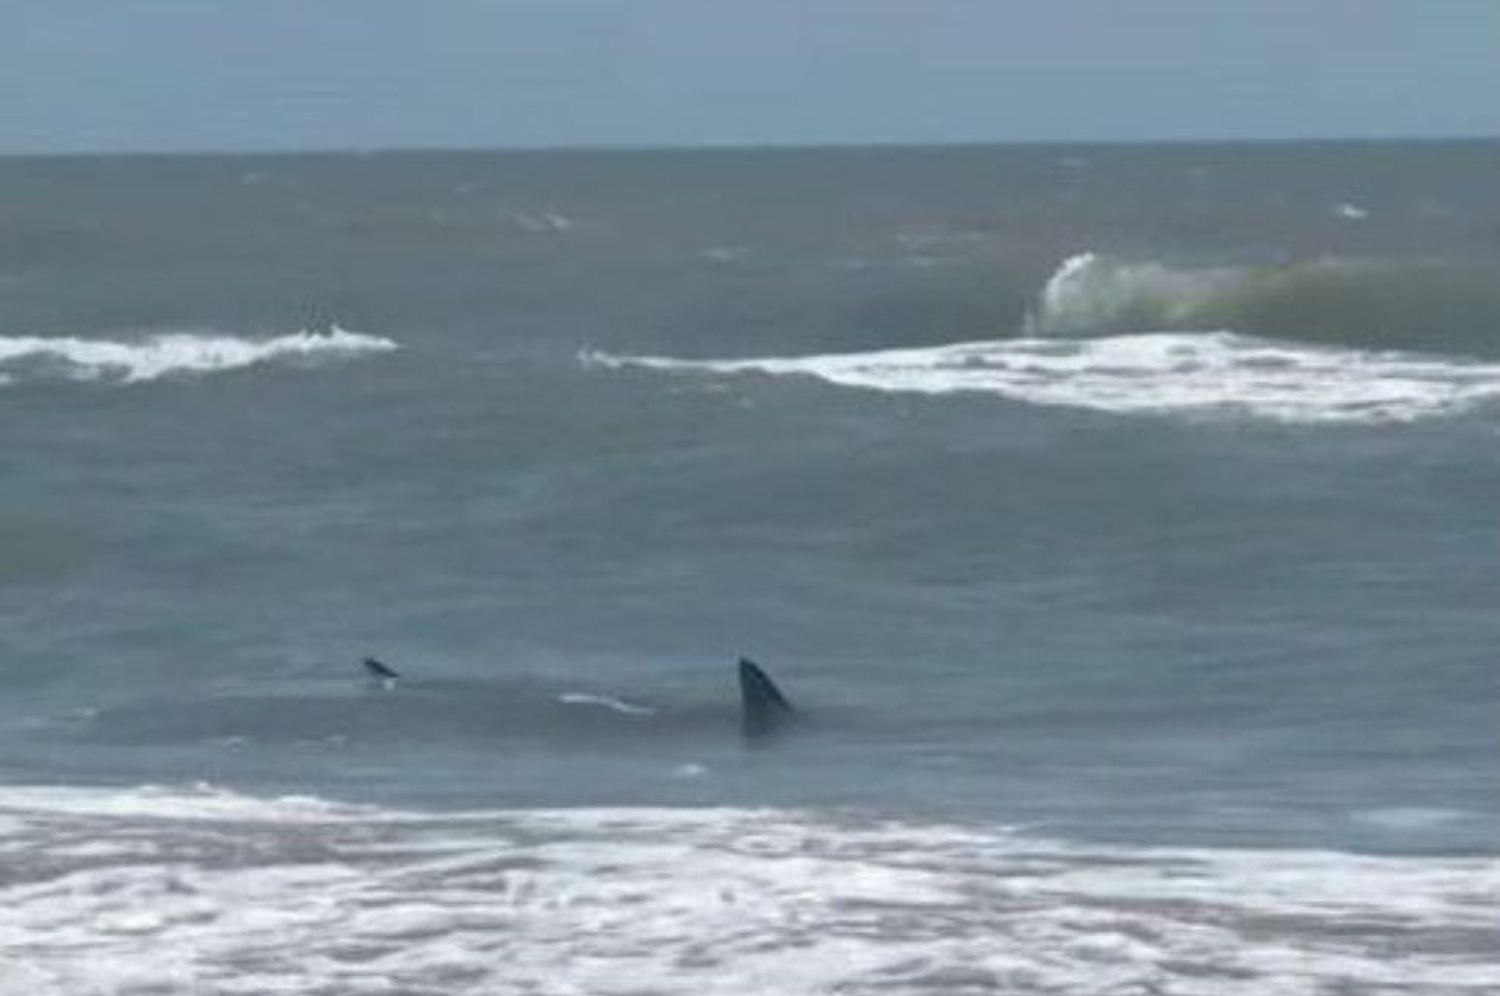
3, 132, 1498, 162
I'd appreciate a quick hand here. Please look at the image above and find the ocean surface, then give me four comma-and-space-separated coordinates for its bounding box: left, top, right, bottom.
1, 142, 1497, 993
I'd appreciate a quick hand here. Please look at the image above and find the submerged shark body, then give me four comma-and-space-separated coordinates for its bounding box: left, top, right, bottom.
77, 659, 800, 751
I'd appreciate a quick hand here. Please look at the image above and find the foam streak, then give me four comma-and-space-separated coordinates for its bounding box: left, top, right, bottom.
0, 326, 397, 385
587, 332, 1500, 424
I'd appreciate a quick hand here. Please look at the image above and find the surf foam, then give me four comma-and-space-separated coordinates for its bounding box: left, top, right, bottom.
0, 784, 1493, 996
557, 692, 656, 716
0, 326, 397, 385
587, 331, 1500, 424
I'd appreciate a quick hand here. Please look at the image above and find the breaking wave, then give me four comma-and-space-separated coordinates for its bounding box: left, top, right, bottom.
0, 326, 397, 385
1025, 252, 1244, 336
589, 251, 1500, 424
0, 783, 1492, 996
1026, 251, 1500, 353
587, 333, 1500, 424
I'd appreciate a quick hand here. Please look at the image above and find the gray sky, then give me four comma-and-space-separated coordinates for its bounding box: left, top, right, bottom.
7, 0, 1500, 154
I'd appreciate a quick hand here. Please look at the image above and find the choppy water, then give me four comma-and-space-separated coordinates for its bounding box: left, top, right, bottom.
2, 142, 1497, 993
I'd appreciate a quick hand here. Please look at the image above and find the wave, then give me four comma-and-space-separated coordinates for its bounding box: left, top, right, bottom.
587, 332, 1500, 424
0, 325, 397, 385
591, 250, 1500, 423
1026, 251, 1500, 353
1026, 252, 1245, 336
0, 783, 1492, 995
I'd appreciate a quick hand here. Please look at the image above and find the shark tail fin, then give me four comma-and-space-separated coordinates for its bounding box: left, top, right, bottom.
738, 658, 795, 738
363, 657, 399, 688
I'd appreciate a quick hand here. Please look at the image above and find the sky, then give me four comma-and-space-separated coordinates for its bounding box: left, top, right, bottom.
6, 0, 1500, 154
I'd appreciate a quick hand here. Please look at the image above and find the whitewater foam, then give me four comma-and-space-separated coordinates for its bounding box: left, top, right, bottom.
557, 692, 656, 716
0, 782, 394, 823
0, 784, 1493, 996
0, 326, 397, 385
587, 332, 1500, 424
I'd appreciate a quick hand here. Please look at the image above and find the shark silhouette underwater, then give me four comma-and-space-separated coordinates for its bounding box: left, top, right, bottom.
77, 657, 800, 751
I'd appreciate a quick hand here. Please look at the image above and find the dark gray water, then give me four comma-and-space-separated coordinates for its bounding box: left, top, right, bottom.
2, 143, 1497, 993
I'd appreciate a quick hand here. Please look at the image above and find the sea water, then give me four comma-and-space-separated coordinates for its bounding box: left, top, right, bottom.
2, 142, 1496, 993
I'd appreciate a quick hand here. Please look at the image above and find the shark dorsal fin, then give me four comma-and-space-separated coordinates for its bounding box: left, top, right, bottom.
738, 658, 794, 738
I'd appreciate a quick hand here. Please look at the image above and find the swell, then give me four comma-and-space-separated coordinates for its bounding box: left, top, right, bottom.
1028, 252, 1500, 354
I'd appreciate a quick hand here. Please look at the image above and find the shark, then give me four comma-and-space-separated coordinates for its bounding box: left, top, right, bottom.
73, 658, 800, 750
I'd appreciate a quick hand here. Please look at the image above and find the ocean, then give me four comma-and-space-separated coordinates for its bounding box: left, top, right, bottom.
1, 142, 1496, 993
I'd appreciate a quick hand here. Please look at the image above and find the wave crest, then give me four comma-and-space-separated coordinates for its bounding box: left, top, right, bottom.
1026, 252, 1500, 353
1026, 252, 1244, 336
0, 326, 397, 385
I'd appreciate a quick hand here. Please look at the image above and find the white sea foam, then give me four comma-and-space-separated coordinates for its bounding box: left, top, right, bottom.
1351, 806, 1470, 831
510, 211, 573, 233
587, 332, 1500, 424
0, 784, 1494, 995
0, 325, 397, 385
0, 782, 393, 823
557, 692, 656, 716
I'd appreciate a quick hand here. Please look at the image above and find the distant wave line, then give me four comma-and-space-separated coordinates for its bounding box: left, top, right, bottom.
584, 331, 1500, 424
0, 325, 398, 385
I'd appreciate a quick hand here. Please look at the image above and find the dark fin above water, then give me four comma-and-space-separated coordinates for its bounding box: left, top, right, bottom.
363, 657, 399, 684
738, 658, 795, 739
